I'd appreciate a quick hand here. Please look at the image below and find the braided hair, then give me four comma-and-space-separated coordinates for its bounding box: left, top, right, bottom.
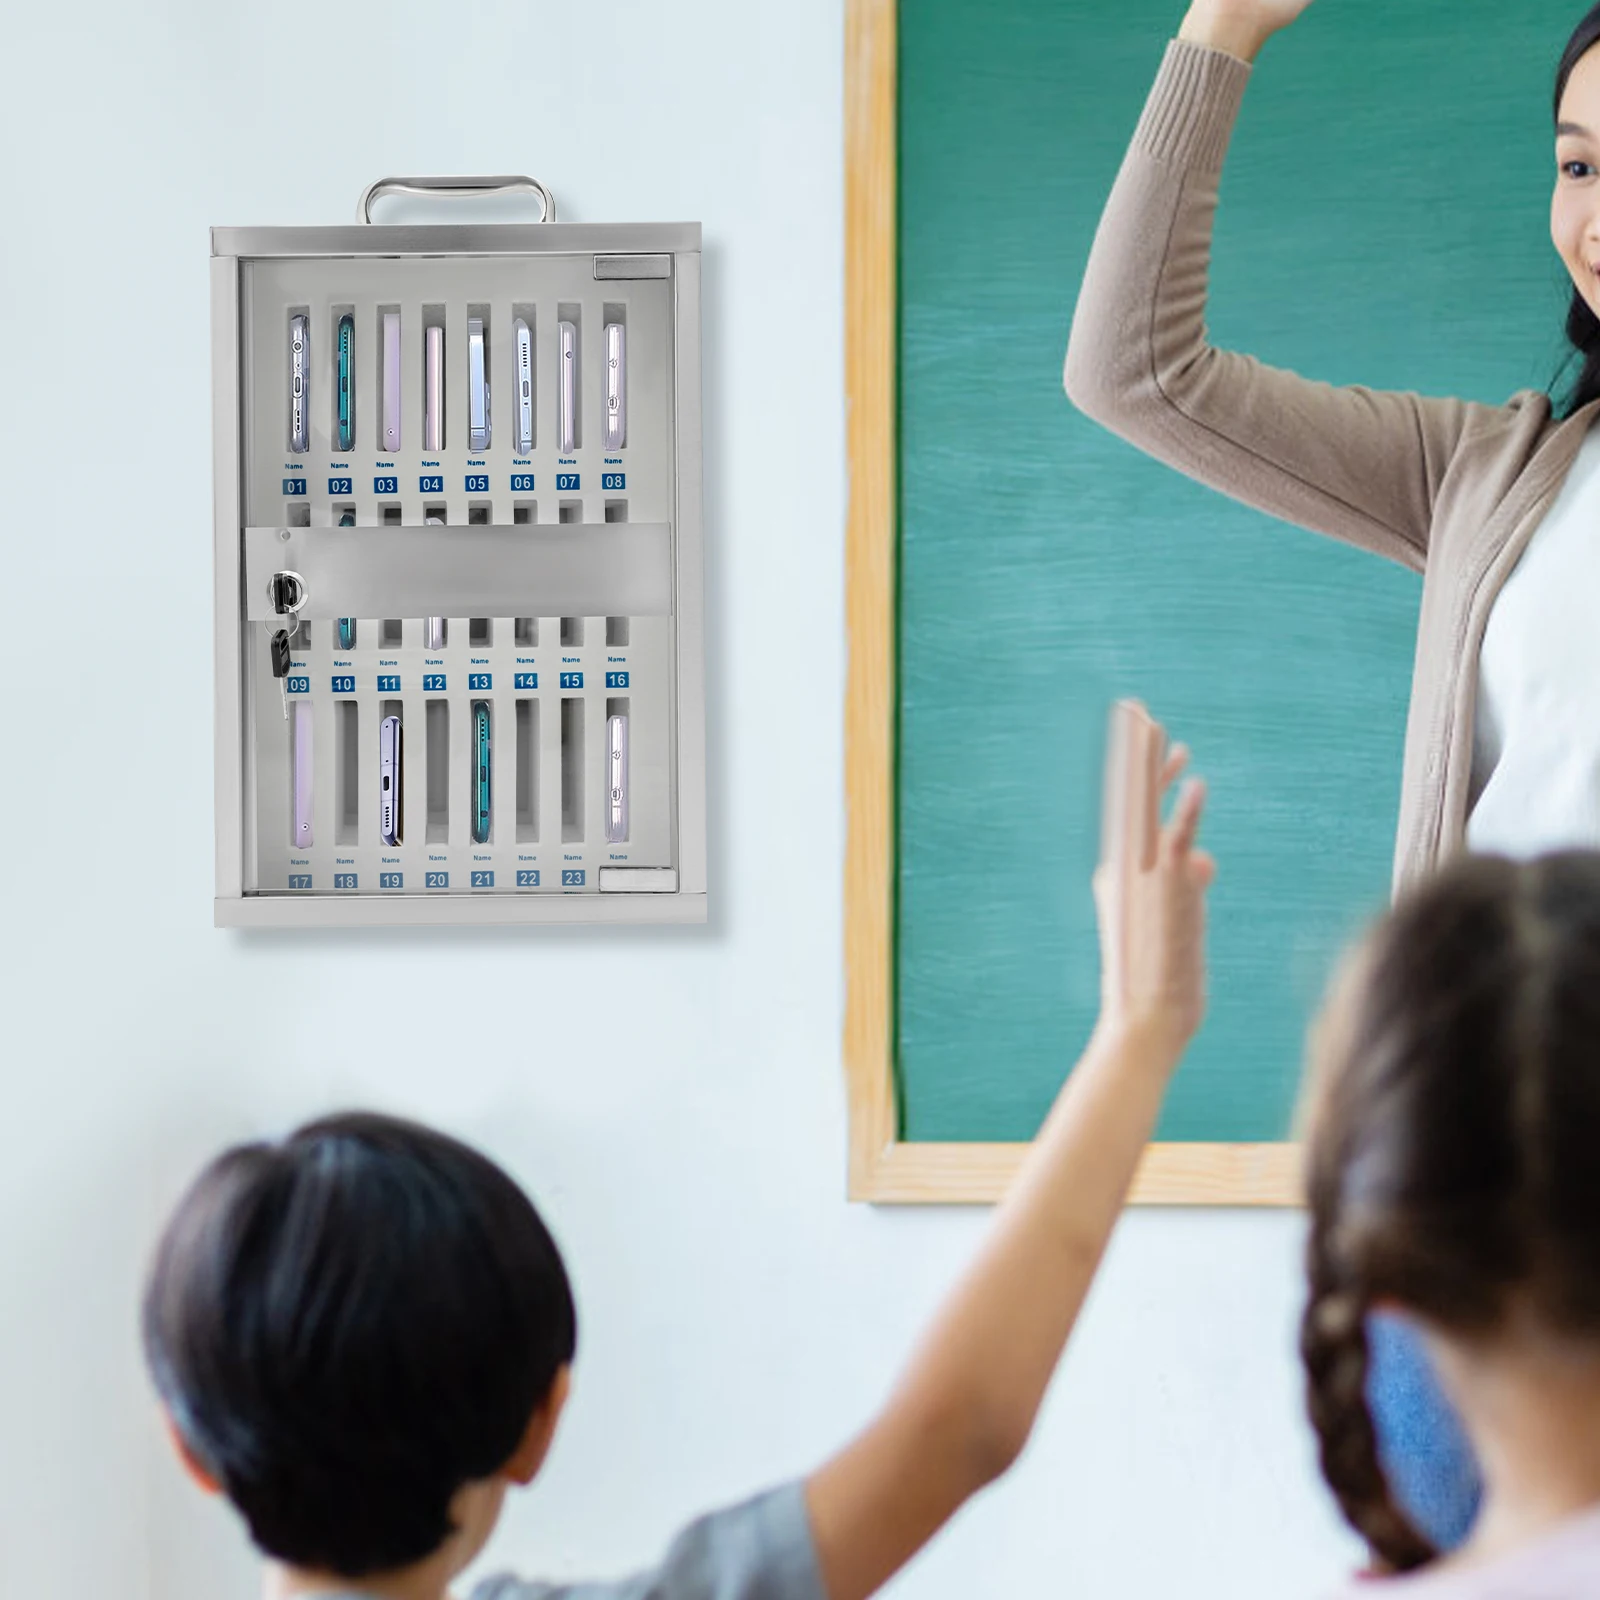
1299, 853, 1600, 1572
1554, 5, 1600, 417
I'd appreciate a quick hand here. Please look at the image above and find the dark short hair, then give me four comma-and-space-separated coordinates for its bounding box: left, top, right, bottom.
143, 1112, 577, 1576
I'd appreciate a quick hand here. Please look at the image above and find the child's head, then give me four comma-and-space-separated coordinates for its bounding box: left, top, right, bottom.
1300, 852, 1600, 1571
143, 1112, 576, 1582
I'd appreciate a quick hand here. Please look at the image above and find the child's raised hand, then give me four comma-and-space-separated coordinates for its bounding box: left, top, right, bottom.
1094, 702, 1215, 1062
1178, 0, 1316, 62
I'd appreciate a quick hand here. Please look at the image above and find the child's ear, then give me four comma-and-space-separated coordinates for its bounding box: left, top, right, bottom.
504, 1364, 572, 1486
161, 1410, 222, 1496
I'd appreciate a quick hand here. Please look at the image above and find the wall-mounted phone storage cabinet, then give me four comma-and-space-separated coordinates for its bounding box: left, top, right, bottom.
211, 184, 705, 925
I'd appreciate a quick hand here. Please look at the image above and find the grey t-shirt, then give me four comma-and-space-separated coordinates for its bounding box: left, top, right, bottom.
469, 1482, 826, 1600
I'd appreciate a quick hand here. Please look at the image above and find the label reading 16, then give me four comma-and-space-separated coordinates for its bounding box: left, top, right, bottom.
605, 671, 629, 688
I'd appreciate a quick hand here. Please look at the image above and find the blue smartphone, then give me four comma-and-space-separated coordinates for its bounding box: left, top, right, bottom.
337, 510, 355, 648
336, 313, 355, 451
472, 700, 491, 843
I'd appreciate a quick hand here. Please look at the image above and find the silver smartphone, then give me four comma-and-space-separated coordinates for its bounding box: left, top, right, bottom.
424, 514, 445, 650
468, 316, 490, 451
605, 713, 629, 843
380, 714, 403, 846
289, 313, 309, 452
558, 320, 577, 452
604, 322, 626, 450
424, 325, 444, 451
514, 317, 534, 453
382, 310, 402, 452
292, 698, 314, 848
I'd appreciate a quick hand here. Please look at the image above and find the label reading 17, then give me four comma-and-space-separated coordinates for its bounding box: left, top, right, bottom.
560, 672, 583, 689
419, 474, 444, 494
468, 673, 491, 691
374, 475, 399, 495
331, 675, 356, 694
377, 675, 401, 693
287, 676, 310, 694
602, 473, 625, 491
465, 474, 489, 493
556, 473, 580, 492
328, 477, 353, 495
423, 674, 447, 693
288, 874, 312, 889
514, 672, 538, 689
282, 478, 307, 496
510, 474, 535, 492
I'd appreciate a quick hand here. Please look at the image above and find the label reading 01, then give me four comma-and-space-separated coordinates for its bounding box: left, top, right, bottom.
331, 675, 356, 694
423, 674, 447, 692
510, 473, 535, 492
560, 671, 583, 689
468, 673, 491, 691
419, 474, 444, 494
465, 474, 489, 493
556, 473, 580, 492
374, 475, 399, 495
377, 675, 401, 693
328, 477, 353, 495
282, 478, 307, 496
514, 672, 538, 689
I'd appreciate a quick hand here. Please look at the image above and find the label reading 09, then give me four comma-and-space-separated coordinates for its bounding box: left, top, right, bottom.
287, 676, 310, 694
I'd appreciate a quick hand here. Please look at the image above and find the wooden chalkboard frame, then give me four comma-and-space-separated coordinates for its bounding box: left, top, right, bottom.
842, 0, 1301, 1206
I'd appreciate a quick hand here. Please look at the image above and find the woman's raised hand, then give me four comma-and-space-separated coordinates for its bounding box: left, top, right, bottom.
1093, 702, 1216, 1063
1178, 0, 1317, 63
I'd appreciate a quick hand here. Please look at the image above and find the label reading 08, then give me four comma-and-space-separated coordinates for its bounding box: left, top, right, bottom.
602, 473, 625, 491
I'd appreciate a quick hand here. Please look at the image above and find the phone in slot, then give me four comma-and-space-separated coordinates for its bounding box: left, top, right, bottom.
467, 316, 490, 451
472, 700, 492, 844
336, 312, 355, 451
337, 510, 356, 649
292, 699, 314, 849
606, 713, 628, 843
289, 313, 309, 452
514, 317, 534, 453
425, 325, 444, 451
558, 320, 577, 451
380, 714, 403, 846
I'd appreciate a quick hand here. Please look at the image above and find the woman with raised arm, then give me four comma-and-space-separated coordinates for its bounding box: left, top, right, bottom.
1065, 0, 1600, 1564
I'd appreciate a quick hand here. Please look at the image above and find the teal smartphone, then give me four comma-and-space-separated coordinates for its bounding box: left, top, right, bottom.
336, 313, 355, 451
472, 700, 491, 843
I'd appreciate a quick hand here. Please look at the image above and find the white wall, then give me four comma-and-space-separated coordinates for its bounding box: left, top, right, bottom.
0, 0, 1356, 1595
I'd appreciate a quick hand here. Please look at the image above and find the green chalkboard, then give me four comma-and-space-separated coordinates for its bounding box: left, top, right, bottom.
895, 0, 1567, 1143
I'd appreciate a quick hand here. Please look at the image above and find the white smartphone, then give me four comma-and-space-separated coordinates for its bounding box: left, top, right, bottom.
604, 322, 626, 450
558, 320, 577, 452
468, 316, 490, 451
424, 325, 444, 451
424, 514, 445, 649
382, 311, 402, 452
605, 713, 629, 843
292, 698, 314, 848
289, 314, 309, 452
514, 317, 534, 453
380, 714, 403, 846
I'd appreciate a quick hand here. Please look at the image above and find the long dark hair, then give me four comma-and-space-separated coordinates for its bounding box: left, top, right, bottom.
1299, 853, 1600, 1571
1555, 5, 1600, 415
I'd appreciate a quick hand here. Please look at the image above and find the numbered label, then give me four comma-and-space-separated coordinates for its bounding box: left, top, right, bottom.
468, 673, 491, 691
465, 474, 489, 493
516, 869, 541, 887
514, 672, 538, 690
423, 674, 447, 692
425, 871, 449, 889
331, 675, 356, 694
328, 477, 353, 496
561, 869, 586, 887
605, 671, 630, 688
602, 473, 625, 491
510, 473, 535, 492
282, 478, 307, 496
288, 874, 312, 889
560, 671, 583, 689
334, 873, 358, 890
379, 872, 404, 890
286, 675, 310, 694
419, 474, 444, 494
471, 870, 495, 888
556, 473, 580, 491
377, 674, 401, 693
374, 475, 399, 495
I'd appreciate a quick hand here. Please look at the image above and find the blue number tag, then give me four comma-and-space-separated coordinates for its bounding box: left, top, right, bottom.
288, 874, 312, 889
556, 473, 580, 491
561, 869, 586, 887
468, 673, 491, 691
602, 473, 625, 491
287, 676, 310, 694
328, 477, 353, 495
514, 672, 537, 689
420, 474, 444, 494
331, 675, 356, 693
379, 872, 404, 889
516, 869, 541, 886
560, 671, 583, 689
605, 671, 630, 688
374, 475, 398, 495
334, 873, 358, 890
377, 675, 401, 693
425, 871, 449, 889
471, 870, 495, 888
465, 474, 489, 493
510, 473, 535, 492
282, 478, 307, 496
423, 674, 447, 692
